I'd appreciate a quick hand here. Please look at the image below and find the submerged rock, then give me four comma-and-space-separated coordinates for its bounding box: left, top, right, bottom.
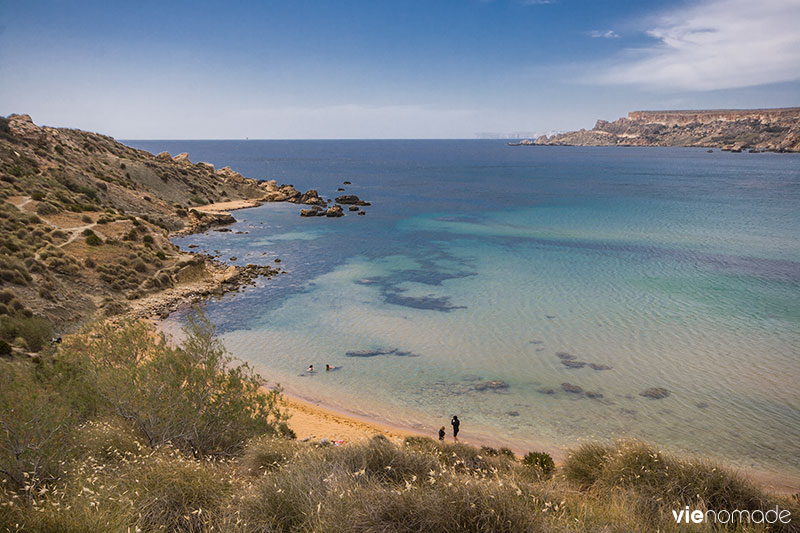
345, 348, 419, 358
537, 387, 556, 395
555, 352, 576, 360
640, 387, 670, 399
561, 382, 583, 394
473, 380, 509, 392
585, 391, 604, 399
348, 206, 359, 211
561, 360, 586, 369
588, 363, 612, 371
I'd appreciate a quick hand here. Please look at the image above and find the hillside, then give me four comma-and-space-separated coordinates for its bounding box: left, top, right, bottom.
0, 114, 310, 353
531, 108, 800, 152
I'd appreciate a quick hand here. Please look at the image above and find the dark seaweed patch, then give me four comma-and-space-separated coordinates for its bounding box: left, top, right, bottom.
345, 347, 420, 358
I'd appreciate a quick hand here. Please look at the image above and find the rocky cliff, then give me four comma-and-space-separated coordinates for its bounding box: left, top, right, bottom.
532, 107, 800, 152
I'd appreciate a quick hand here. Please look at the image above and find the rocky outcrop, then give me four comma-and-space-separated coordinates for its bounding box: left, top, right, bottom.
299, 189, 325, 206
525, 108, 800, 152
335, 194, 371, 206
324, 205, 344, 217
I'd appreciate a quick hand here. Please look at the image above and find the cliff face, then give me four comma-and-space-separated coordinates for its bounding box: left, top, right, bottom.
534, 108, 800, 152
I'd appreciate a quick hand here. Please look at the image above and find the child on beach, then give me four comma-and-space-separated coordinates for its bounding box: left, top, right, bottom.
438, 426, 445, 441
307, 365, 314, 373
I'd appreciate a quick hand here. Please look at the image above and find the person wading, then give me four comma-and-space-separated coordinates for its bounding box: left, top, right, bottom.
451, 415, 460, 442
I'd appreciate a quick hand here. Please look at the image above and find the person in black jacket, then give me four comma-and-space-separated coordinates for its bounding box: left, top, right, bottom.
451, 415, 460, 442
438, 426, 446, 441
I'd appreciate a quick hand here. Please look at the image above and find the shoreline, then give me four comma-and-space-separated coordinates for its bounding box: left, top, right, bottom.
151, 199, 800, 497
279, 389, 800, 496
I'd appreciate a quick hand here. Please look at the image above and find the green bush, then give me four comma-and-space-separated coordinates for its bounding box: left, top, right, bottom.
523, 451, 555, 478
0, 312, 53, 352
85, 232, 102, 246
60, 311, 293, 457
0, 339, 11, 356
0, 361, 78, 489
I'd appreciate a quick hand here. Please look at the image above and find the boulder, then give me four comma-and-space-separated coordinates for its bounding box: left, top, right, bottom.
300, 189, 325, 206
348, 206, 359, 211
300, 209, 318, 217
197, 161, 215, 171
156, 151, 172, 160
173, 152, 191, 163
324, 205, 344, 217
335, 194, 370, 206
280, 184, 303, 203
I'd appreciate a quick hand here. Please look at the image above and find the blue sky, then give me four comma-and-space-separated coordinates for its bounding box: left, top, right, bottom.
1, 0, 798, 138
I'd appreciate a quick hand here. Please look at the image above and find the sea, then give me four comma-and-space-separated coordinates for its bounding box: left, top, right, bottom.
124, 140, 800, 480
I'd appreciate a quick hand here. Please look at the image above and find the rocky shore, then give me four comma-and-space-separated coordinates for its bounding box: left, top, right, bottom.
521, 107, 800, 153
0, 113, 343, 335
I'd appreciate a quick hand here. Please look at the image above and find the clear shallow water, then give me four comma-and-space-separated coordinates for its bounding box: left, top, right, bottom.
127, 140, 800, 477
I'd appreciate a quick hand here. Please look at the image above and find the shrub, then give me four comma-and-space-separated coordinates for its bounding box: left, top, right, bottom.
0, 339, 11, 356
523, 451, 555, 478
242, 436, 300, 475
0, 312, 53, 352
190, 195, 209, 205
142, 234, 154, 244
60, 312, 292, 457
36, 201, 59, 215
563, 442, 612, 488
85, 232, 102, 246
81, 214, 92, 223
0, 362, 78, 489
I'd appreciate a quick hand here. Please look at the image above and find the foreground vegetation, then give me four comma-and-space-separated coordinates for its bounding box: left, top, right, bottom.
1, 317, 797, 532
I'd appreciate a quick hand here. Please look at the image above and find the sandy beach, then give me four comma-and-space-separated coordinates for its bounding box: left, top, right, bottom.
278, 390, 800, 495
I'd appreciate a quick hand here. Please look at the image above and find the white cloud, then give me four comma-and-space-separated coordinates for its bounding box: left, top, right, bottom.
597, 0, 800, 90
589, 30, 620, 39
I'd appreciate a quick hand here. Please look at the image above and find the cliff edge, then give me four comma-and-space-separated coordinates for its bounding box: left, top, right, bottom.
532, 107, 800, 152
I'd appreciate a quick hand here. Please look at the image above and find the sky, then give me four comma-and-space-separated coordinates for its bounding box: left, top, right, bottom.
1, 0, 798, 139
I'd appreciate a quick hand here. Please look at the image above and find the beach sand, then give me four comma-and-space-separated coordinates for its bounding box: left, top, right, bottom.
281, 394, 416, 444
280, 391, 800, 495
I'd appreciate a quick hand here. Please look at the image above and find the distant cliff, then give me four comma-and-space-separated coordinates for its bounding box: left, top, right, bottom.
530, 107, 800, 152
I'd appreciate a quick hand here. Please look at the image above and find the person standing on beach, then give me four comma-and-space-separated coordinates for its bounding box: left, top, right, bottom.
438, 426, 445, 441
451, 415, 460, 442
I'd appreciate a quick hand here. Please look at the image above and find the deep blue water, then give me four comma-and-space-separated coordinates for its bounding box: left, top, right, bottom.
126, 140, 800, 478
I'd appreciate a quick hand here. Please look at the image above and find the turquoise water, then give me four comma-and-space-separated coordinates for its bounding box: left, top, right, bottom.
128, 141, 800, 478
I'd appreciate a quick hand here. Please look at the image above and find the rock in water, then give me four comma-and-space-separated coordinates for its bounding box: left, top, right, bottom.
324, 205, 344, 217
561, 383, 583, 394
335, 194, 371, 206
473, 380, 509, 391
300, 189, 325, 206
640, 387, 670, 399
